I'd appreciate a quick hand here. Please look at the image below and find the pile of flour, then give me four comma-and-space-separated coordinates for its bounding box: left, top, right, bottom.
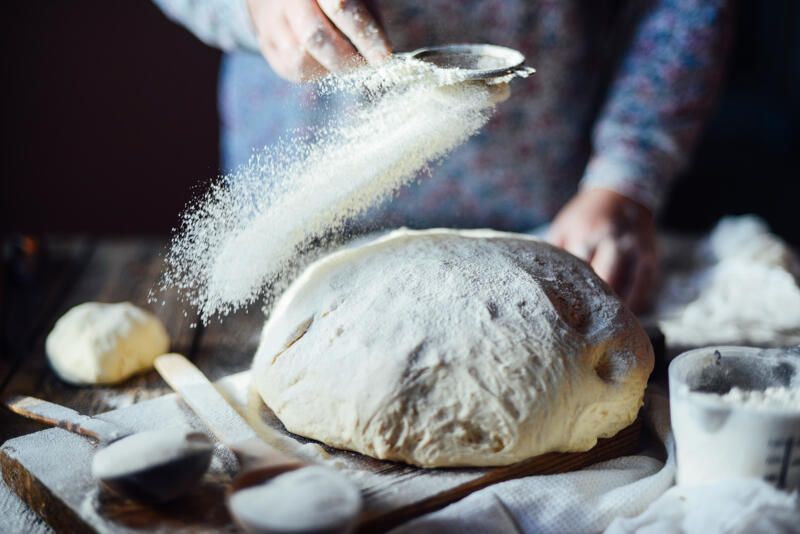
160, 58, 498, 321
715, 386, 800, 410
653, 215, 800, 347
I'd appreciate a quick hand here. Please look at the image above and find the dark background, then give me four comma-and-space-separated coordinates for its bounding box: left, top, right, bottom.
2, 1, 799, 243
1, 1, 221, 236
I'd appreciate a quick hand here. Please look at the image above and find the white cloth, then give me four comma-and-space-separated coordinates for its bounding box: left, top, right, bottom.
608, 479, 800, 533
393, 388, 800, 533
394, 216, 800, 532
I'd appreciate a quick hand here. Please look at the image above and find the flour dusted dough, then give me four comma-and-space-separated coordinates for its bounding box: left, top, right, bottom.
46, 302, 170, 385
253, 229, 653, 467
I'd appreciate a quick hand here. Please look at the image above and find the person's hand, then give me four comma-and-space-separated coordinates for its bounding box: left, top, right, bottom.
246, 0, 391, 82
548, 188, 658, 313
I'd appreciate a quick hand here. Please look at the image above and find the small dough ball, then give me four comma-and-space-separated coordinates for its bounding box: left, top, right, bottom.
46, 302, 170, 385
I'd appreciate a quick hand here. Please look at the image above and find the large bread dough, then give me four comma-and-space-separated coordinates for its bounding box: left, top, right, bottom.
46, 302, 170, 385
253, 229, 653, 467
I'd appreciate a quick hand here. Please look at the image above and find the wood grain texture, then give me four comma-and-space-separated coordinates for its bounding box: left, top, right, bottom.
357, 420, 641, 532
0, 239, 269, 532
2, 372, 640, 534
193, 307, 267, 381
0, 480, 53, 534
1, 237, 93, 390
1, 394, 239, 534
0, 239, 207, 531
1, 239, 199, 444
1, 239, 649, 532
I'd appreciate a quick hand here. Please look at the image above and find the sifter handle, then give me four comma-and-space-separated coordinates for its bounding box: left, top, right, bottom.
512, 66, 536, 78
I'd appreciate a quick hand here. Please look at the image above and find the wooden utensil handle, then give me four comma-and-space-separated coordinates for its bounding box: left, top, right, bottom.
4, 395, 127, 443
154, 353, 298, 469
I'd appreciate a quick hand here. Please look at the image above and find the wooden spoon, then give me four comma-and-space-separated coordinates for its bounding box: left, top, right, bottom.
4, 395, 213, 502
154, 353, 363, 533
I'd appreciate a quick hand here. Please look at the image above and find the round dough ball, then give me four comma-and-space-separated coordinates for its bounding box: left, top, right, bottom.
253, 229, 654, 467
46, 302, 170, 385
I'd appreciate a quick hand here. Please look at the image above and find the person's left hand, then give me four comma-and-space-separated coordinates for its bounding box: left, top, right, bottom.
548, 188, 658, 314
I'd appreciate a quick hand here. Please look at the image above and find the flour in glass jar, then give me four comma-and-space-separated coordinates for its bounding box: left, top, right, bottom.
156, 58, 500, 322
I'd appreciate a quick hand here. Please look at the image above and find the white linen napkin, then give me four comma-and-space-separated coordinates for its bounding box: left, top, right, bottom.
393, 389, 799, 533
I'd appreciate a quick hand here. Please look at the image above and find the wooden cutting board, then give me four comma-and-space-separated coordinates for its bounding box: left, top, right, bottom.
1, 372, 641, 533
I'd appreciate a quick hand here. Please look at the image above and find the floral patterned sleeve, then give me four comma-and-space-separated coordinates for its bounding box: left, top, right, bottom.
581, 0, 733, 212
152, 0, 258, 52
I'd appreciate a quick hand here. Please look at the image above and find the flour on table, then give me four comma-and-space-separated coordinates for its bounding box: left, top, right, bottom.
252, 228, 654, 467
46, 302, 170, 385
653, 215, 800, 347
96, 391, 138, 411
160, 58, 500, 322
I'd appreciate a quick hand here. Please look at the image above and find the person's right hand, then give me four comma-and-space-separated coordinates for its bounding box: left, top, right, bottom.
246, 0, 391, 82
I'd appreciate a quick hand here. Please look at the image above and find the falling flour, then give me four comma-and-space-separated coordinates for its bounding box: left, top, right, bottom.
159, 58, 499, 321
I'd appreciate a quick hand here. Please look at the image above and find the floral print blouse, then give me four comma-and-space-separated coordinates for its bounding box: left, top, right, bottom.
154, 0, 731, 231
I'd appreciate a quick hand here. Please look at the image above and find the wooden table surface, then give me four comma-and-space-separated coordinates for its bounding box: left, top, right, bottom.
0, 237, 668, 533
1, 237, 266, 533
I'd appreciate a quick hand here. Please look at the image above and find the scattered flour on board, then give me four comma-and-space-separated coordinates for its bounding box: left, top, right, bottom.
158, 58, 499, 322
